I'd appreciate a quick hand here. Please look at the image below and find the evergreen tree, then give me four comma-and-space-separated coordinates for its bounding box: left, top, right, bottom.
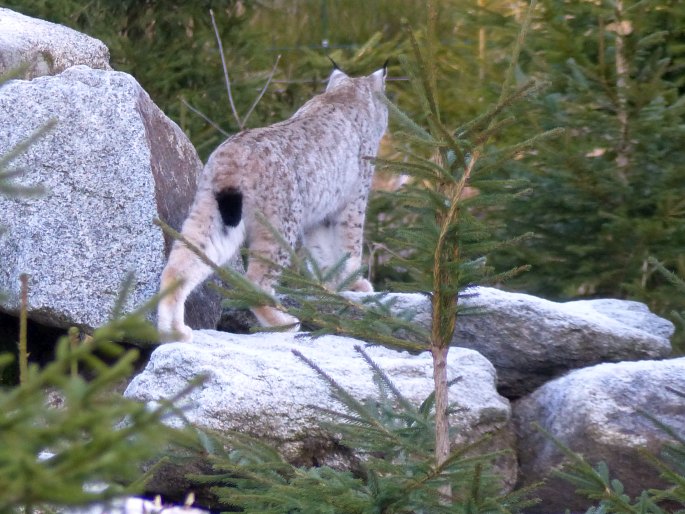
488, 0, 685, 348
650, 257, 685, 348
0, 300, 192, 512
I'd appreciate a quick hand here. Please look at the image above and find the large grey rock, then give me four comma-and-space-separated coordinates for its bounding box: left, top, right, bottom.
514, 357, 685, 513
0, 65, 223, 332
453, 288, 673, 397
222, 288, 674, 398
124, 330, 516, 485
0, 8, 111, 79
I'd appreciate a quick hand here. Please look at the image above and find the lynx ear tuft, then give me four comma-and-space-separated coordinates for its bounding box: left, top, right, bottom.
328, 56, 342, 71
370, 63, 387, 91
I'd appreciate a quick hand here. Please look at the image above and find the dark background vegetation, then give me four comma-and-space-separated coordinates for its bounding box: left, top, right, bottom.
3, 0, 684, 348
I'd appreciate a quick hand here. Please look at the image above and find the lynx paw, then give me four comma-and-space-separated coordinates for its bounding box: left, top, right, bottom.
348, 278, 374, 293
159, 323, 194, 343
251, 306, 301, 332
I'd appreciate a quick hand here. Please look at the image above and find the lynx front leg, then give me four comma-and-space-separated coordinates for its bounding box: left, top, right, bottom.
303, 221, 339, 276
303, 210, 373, 292
314, 197, 373, 292
337, 196, 373, 293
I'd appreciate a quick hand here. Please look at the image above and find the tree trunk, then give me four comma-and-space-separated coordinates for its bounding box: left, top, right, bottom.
613, 0, 630, 178
478, 0, 486, 83
432, 343, 452, 502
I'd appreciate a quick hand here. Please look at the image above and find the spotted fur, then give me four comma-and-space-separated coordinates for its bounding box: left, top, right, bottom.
157, 67, 388, 342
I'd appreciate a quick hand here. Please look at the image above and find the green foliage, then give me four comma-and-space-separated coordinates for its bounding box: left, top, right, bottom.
191, 346, 534, 513
0, 297, 190, 512
649, 257, 685, 339
487, 0, 685, 348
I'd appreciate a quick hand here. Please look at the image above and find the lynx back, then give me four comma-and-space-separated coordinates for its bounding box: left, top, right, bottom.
157, 66, 388, 342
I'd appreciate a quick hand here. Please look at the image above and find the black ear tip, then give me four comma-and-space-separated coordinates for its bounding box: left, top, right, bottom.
383, 58, 390, 70
328, 56, 341, 70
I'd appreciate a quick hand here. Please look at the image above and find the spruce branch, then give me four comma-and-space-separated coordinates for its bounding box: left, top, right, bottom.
0, 310, 191, 510
209, 8, 242, 130
418, 376, 463, 417
427, 112, 467, 168
242, 54, 282, 126
0, 119, 56, 198
648, 257, 685, 293
354, 345, 417, 414
474, 127, 565, 176
404, 26, 439, 122
499, 0, 538, 101
380, 94, 433, 142
374, 156, 444, 182
292, 349, 409, 450
455, 79, 545, 139
180, 97, 231, 137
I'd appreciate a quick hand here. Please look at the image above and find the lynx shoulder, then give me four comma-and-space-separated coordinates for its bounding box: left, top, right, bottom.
157, 66, 388, 342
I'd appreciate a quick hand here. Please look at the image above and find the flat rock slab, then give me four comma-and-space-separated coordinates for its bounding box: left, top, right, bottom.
0, 65, 221, 330
0, 8, 111, 79
224, 288, 674, 398
513, 357, 685, 513
125, 330, 514, 475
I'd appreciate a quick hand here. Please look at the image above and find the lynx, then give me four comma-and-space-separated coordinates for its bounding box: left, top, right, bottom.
157, 65, 388, 342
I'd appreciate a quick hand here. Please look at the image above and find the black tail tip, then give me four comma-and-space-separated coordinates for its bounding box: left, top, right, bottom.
215, 187, 243, 227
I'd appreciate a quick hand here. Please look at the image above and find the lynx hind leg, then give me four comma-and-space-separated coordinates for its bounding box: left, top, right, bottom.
158, 244, 213, 343
157, 190, 245, 342
245, 227, 300, 331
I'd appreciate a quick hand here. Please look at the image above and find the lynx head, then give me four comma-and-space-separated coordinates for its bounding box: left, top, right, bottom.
323, 62, 388, 137
325, 62, 387, 94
